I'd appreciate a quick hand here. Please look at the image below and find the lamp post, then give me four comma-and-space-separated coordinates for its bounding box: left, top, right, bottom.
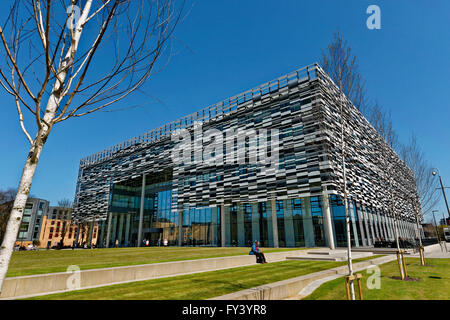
432, 210, 441, 241
432, 168, 450, 219
411, 197, 425, 265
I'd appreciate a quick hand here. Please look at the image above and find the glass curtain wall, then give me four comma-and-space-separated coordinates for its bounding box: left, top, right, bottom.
329, 195, 357, 247
181, 206, 220, 246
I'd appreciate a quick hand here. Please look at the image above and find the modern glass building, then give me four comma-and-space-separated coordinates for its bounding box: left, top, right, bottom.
73, 63, 422, 248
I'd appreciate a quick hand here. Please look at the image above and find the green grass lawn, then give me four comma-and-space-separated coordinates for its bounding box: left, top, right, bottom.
27, 260, 343, 300
7, 246, 306, 277
26, 255, 380, 300
304, 258, 450, 300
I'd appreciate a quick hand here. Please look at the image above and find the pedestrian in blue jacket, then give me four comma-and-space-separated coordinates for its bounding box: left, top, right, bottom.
249, 240, 267, 263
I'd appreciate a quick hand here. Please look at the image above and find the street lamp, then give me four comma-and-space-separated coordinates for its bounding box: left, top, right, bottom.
432, 168, 450, 219
432, 210, 441, 241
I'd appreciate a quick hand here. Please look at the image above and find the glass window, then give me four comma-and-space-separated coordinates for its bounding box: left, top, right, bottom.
292, 199, 305, 246
310, 196, 325, 246
276, 200, 286, 247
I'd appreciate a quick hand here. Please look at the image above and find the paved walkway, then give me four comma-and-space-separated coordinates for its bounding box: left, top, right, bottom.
411, 242, 450, 258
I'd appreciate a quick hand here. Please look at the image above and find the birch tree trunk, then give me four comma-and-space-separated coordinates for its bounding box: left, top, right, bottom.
0, 0, 93, 293
0, 141, 44, 289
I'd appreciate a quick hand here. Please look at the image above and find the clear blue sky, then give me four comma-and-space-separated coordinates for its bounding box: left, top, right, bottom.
0, 0, 449, 222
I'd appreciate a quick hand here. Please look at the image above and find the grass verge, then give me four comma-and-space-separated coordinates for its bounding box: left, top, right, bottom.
304, 258, 450, 300
8, 247, 306, 277
25, 255, 381, 300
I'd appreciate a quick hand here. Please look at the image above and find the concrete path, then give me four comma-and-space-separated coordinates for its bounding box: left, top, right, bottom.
410, 242, 450, 258
286, 249, 373, 261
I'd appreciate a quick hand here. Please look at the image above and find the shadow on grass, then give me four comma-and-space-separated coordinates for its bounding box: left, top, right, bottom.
388, 276, 420, 282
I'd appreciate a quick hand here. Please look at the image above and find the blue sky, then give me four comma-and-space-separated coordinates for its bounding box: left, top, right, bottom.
0, 0, 449, 221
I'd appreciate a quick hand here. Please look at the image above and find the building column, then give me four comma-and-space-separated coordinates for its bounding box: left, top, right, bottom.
389, 217, 395, 241
89, 219, 95, 247
399, 220, 405, 238
117, 214, 124, 247
111, 214, 118, 246
349, 201, 360, 247
406, 222, 410, 239
105, 211, 113, 248
303, 197, 315, 247
375, 210, 383, 239
322, 193, 335, 249
356, 204, 367, 246
137, 174, 146, 247
211, 207, 218, 246
178, 209, 184, 246
378, 212, 385, 239
386, 216, 391, 240
410, 222, 414, 239
405, 222, 409, 239
369, 211, 376, 243
124, 213, 131, 247
237, 204, 245, 246
409, 222, 414, 239
98, 220, 105, 248
382, 215, 388, 240
270, 199, 279, 248
75, 221, 81, 247
251, 203, 260, 244
362, 205, 372, 246
372, 211, 380, 240
284, 199, 295, 247
221, 204, 226, 247
404, 222, 408, 239
404, 221, 408, 238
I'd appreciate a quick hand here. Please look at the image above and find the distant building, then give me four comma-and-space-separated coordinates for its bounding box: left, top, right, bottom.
439, 217, 450, 226
421, 223, 437, 238
15, 198, 49, 247
39, 207, 99, 248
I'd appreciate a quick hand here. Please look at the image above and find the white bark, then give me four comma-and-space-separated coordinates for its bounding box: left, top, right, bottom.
390, 183, 405, 279
0, 142, 43, 289
339, 86, 355, 300
0, 1, 93, 293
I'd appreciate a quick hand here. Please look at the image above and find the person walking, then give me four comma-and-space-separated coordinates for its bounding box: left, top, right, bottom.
249, 240, 267, 264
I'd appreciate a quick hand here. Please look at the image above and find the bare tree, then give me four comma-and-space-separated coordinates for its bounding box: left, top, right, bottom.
400, 135, 439, 218
368, 102, 399, 151
0, 0, 182, 291
57, 198, 73, 208
0, 189, 16, 205
0, 189, 16, 244
320, 30, 368, 300
369, 103, 437, 220
320, 30, 367, 112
